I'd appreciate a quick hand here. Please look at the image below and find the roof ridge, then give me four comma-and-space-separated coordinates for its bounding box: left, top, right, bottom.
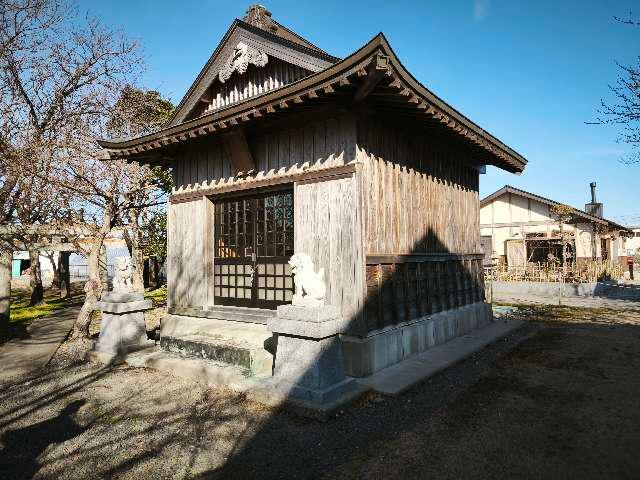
243, 4, 331, 56
482, 185, 630, 231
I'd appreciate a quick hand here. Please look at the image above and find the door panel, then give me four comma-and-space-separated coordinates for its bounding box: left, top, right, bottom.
213, 189, 294, 309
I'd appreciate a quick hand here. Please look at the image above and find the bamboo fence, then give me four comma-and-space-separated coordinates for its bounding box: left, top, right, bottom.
484, 260, 624, 284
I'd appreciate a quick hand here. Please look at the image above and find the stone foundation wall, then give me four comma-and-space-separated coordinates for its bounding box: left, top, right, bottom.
340, 301, 493, 377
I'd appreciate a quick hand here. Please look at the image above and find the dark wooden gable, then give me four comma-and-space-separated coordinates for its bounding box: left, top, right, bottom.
170, 6, 338, 127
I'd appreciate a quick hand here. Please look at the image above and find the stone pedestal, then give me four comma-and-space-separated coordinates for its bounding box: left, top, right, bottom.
254, 305, 365, 413
94, 292, 153, 357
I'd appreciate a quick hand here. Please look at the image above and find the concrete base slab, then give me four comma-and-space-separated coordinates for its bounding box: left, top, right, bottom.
357, 319, 524, 396
161, 314, 272, 344
246, 378, 369, 421
87, 340, 156, 365
90, 343, 367, 419
91, 345, 267, 391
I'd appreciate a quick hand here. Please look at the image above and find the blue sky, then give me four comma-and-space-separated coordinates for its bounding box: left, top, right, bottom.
87, 0, 639, 223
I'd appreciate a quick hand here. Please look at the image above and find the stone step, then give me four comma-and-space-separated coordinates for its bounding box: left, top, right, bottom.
125, 348, 265, 390
160, 334, 273, 375
160, 315, 276, 376
168, 305, 276, 324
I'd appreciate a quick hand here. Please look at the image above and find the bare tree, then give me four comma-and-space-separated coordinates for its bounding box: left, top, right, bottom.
550, 204, 575, 265
591, 13, 640, 164
0, 0, 143, 337
107, 87, 173, 292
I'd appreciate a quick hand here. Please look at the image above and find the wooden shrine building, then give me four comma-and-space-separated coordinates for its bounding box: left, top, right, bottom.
99, 5, 527, 378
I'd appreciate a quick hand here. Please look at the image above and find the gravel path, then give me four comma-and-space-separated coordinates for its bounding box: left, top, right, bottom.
1, 306, 639, 479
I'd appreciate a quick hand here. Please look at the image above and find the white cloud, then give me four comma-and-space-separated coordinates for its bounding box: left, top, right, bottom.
474, 0, 489, 21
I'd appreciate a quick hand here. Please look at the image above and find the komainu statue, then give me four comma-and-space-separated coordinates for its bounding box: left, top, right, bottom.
288, 253, 326, 308
112, 257, 134, 293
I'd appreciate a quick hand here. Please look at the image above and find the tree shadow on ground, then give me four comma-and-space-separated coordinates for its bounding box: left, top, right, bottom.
201, 311, 640, 479
0, 400, 90, 479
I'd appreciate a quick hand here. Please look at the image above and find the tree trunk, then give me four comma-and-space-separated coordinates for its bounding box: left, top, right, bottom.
47, 251, 60, 289
0, 250, 11, 334
71, 240, 103, 339
99, 245, 108, 290
59, 251, 71, 299
29, 250, 44, 306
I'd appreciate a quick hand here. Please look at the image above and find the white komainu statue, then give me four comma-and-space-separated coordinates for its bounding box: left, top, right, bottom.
288, 253, 326, 308
112, 257, 134, 293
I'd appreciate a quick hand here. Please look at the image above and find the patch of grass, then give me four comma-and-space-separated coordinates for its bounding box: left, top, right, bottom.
145, 286, 167, 307
10, 289, 74, 324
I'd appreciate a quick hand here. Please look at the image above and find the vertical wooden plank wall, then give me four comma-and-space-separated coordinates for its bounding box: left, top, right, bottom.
188, 59, 310, 118
355, 115, 485, 335
294, 174, 364, 330
166, 198, 206, 308
172, 114, 356, 193
168, 112, 364, 315
357, 116, 481, 256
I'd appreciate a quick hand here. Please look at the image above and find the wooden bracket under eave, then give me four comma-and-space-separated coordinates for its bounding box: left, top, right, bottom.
221, 129, 256, 174
353, 52, 392, 103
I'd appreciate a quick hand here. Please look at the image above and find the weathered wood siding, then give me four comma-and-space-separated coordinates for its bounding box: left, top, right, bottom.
360, 256, 484, 335
169, 112, 363, 317
355, 115, 485, 335
172, 113, 356, 192
357, 116, 481, 256
294, 174, 364, 325
198, 59, 310, 116
167, 199, 206, 308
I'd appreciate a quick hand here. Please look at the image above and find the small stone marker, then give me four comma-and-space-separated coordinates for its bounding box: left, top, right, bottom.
94, 257, 152, 359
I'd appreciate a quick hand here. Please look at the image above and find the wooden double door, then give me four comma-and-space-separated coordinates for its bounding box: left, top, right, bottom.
213, 188, 295, 309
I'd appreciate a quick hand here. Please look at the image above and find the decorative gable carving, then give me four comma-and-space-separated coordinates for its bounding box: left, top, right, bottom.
168, 6, 339, 127
219, 42, 269, 83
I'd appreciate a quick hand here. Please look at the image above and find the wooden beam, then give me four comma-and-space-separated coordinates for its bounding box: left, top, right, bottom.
353, 53, 391, 103
221, 129, 256, 175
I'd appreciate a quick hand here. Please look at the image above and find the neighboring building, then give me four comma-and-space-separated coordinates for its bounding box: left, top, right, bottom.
624, 227, 640, 257
12, 252, 57, 281
12, 235, 130, 283
480, 184, 631, 266
99, 6, 527, 379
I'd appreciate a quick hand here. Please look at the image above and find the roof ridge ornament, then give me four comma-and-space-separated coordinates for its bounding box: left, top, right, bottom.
219, 42, 269, 83
244, 5, 278, 33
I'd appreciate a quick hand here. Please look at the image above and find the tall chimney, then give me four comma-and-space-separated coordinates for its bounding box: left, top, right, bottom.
585, 181, 603, 218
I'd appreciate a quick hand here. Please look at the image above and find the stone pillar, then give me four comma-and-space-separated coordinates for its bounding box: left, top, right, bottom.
263, 305, 362, 409
94, 292, 152, 359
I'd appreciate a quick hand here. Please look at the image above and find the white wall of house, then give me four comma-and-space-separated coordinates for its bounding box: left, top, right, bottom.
624, 228, 640, 255
479, 192, 620, 263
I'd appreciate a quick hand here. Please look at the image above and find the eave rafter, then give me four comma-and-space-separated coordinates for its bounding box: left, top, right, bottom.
100, 35, 526, 173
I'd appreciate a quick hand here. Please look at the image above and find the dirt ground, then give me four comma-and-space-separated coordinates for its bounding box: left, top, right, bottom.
1, 305, 639, 479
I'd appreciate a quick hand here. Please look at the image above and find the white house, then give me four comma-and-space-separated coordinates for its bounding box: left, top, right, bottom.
624, 227, 640, 257
480, 184, 631, 266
